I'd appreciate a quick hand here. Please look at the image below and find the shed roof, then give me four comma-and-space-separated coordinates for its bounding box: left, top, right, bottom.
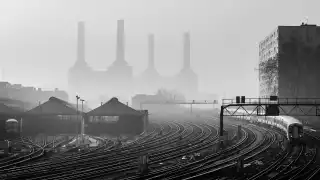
24, 96, 82, 116
0, 97, 34, 111
87, 97, 142, 116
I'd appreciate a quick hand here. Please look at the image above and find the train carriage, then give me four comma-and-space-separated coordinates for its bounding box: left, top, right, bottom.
228, 108, 303, 143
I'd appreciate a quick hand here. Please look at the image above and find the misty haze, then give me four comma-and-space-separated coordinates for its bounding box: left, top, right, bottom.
0, 0, 320, 179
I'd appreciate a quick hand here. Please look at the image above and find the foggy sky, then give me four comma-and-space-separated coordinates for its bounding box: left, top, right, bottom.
0, 0, 318, 98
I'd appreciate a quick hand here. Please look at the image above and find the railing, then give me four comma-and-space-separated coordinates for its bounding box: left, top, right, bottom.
140, 100, 219, 104
222, 98, 320, 106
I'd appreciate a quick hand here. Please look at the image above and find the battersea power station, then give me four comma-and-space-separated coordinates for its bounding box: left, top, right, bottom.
68, 20, 198, 105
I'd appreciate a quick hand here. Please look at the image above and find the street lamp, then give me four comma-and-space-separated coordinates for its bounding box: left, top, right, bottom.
76, 95, 80, 145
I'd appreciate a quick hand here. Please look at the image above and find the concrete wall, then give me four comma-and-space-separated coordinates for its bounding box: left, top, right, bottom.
259, 25, 320, 98
85, 114, 146, 136
117, 115, 144, 135
85, 122, 119, 136
276, 25, 320, 127
278, 25, 320, 98
22, 116, 80, 136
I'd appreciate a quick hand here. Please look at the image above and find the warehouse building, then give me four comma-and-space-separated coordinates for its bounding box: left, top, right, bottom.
85, 97, 148, 136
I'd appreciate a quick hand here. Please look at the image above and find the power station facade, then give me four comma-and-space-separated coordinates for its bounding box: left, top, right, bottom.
259, 24, 320, 98
68, 20, 198, 104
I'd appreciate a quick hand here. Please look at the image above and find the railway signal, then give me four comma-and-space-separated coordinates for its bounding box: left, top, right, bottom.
237, 156, 244, 173
236, 96, 240, 103
116, 138, 122, 148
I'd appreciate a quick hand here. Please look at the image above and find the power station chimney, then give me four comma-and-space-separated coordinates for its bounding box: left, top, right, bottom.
77, 21, 85, 63
148, 34, 155, 69
183, 32, 191, 69
115, 19, 126, 64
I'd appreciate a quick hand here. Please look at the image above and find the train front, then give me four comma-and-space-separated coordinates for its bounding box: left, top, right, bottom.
5, 119, 20, 139
288, 123, 303, 144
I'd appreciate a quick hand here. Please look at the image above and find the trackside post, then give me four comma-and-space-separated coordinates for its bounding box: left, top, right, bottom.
220, 106, 224, 136
236, 156, 244, 173
220, 106, 224, 146
237, 125, 242, 141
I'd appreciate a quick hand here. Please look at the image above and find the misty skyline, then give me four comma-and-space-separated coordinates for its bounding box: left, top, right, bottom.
0, 0, 319, 98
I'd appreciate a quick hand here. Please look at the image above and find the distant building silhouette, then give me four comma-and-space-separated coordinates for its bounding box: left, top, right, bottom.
176, 32, 198, 97
259, 24, 320, 98
68, 20, 198, 103
0, 81, 68, 105
138, 34, 161, 94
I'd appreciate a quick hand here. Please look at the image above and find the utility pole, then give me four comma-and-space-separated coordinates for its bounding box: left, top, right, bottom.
80, 99, 85, 142
76, 95, 80, 145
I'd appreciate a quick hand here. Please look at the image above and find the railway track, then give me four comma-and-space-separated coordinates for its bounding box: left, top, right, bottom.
242, 131, 319, 180
112, 120, 222, 180
4, 114, 315, 180
152, 123, 265, 180
0, 117, 220, 180
0, 121, 177, 179
40, 122, 162, 160
51, 119, 223, 180
23, 121, 202, 180
120, 124, 237, 180
0, 137, 36, 163
0, 136, 67, 169
287, 132, 320, 180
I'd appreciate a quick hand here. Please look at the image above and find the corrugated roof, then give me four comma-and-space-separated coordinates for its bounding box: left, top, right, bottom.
25, 96, 81, 115
48, 97, 91, 112
87, 97, 142, 116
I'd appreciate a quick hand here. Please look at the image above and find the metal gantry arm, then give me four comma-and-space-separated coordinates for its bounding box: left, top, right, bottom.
220, 96, 320, 137
140, 100, 219, 114
222, 98, 320, 116
140, 100, 218, 107
140, 100, 218, 106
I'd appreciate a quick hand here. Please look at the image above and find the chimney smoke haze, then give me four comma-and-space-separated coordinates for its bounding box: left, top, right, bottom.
183, 32, 191, 69
3, 1, 297, 102
148, 34, 155, 69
